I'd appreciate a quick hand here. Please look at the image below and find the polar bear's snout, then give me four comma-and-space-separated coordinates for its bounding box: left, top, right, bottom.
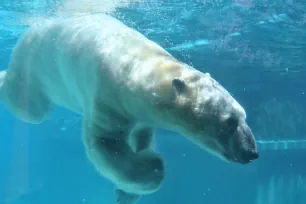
227, 120, 259, 164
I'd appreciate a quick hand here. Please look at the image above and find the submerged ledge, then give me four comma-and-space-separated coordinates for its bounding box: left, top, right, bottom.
257, 140, 306, 151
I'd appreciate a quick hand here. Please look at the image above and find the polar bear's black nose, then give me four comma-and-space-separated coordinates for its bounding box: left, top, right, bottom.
250, 151, 259, 160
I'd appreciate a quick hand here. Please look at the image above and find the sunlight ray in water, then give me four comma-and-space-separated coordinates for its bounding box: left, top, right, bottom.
0, 0, 144, 32
257, 140, 306, 150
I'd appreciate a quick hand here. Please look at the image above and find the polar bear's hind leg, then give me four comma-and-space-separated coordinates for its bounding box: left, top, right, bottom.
0, 70, 6, 88
0, 70, 52, 124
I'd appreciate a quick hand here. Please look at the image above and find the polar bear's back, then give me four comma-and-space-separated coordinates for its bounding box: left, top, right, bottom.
9, 14, 170, 113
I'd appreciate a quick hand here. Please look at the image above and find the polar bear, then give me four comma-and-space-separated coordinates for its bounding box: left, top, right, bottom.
0, 14, 259, 203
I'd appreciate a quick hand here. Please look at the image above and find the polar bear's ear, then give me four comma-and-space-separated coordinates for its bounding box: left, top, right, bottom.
172, 77, 187, 95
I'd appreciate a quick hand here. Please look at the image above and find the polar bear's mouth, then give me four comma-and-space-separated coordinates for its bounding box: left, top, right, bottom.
239, 150, 259, 164
223, 150, 259, 164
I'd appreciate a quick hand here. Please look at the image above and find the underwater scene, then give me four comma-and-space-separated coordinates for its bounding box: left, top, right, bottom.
0, 0, 306, 204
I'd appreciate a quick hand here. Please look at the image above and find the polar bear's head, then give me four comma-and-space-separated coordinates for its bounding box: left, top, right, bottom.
158, 67, 259, 164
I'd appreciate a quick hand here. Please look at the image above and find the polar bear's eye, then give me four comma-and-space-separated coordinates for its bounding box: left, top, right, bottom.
225, 114, 239, 132
172, 77, 187, 95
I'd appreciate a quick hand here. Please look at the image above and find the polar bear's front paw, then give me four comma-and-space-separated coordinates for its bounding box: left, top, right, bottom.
115, 189, 140, 204
127, 150, 164, 194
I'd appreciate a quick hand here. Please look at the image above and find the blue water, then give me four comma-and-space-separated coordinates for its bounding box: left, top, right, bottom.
0, 0, 306, 204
